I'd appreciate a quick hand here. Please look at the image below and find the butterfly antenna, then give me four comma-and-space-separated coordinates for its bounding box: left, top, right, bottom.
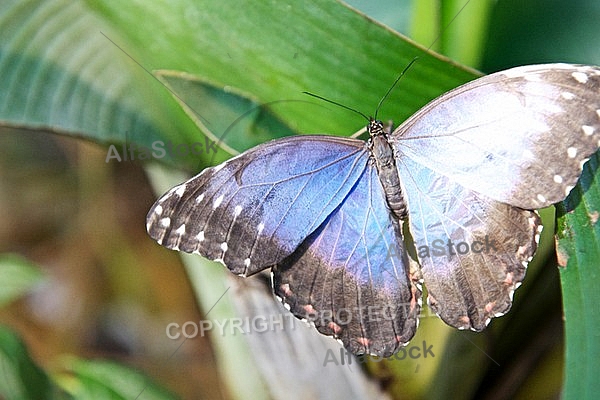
374, 0, 471, 119
303, 92, 370, 121
374, 57, 419, 120
204, 98, 318, 169
426, 0, 472, 52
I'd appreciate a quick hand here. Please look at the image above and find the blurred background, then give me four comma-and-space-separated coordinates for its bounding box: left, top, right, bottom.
1, 0, 599, 399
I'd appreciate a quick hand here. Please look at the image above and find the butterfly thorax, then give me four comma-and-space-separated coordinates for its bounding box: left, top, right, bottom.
367, 118, 408, 220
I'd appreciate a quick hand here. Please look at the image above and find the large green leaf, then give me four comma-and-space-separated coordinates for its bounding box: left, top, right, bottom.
154, 70, 299, 154
86, 0, 478, 132
0, 0, 213, 169
0, 0, 477, 170
556, 152, 600, 399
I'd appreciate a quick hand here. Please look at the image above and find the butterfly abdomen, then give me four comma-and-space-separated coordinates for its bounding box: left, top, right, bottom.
368, 119, 408, 220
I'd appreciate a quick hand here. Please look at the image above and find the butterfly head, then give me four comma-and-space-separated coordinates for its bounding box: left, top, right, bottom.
367, 118, 394, 138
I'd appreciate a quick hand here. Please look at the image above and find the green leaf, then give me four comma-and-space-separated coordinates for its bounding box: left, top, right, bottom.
411, 0, 494, 68
61, 357, 177, 400
154, 70, 299, 154
0, 0, 205, 168
0, 318, 177, 400
0, 254, 44, 307
88, 0, 477, 133
1, 0, 478, 171
0, 325, 70, 400
556, 151, 600, 399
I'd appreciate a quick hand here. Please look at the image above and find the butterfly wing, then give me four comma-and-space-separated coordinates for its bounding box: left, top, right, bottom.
273, 165, 421, 356
396, 157, 540, 330
393, 63, 600, 209
146, 135, 369, 276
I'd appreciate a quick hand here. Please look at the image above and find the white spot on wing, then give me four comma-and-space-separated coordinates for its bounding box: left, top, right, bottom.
160, 217, 171, 228
561, 92, 575, 100
537, 194, 546, 203
234, 205, 243, 217
524, 73, 541, 82
572, 71, 588, 84
196, 231, 205, 242
213, 162, 227, 172
213, 194, 224, 209
257, 222, 265, 234
221, 242, 228, 252
175, 185, 186, 197
154, 205, 163, 216
175, 224, 186, 235
501, 70, 525, 79
213, 257, 225, 265
195, 193, 205, 203
582, 125, 595, 136
567, 147, 578, 158
522, 149, 535, 160
553, 175, 563, 183
500, 63, 571, 78
565, 185, 575, 195
528, 215, 539, 229
244, 258, 251, 267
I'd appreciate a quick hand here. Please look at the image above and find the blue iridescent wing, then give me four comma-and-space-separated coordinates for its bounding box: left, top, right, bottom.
393, 64, 600, 209
392, 63, 600, 330
146, 135, 368, 275
273, 164, 421, 356
396, 156, 539, 329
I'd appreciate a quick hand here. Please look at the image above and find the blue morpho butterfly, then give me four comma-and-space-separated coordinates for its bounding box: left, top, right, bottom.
147, 63, 600, 357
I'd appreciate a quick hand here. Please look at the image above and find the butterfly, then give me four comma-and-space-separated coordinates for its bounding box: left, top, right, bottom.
146, 63, 600, 357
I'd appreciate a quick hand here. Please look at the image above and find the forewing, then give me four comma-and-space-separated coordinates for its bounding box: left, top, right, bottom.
397, 157, 540, 330
393, 63, 600, 209
146, 135, 368, 276
273, 165, 421, 357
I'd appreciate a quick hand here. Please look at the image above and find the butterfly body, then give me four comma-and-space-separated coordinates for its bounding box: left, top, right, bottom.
368, 119, 409, 220
147, 63, 600, 356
